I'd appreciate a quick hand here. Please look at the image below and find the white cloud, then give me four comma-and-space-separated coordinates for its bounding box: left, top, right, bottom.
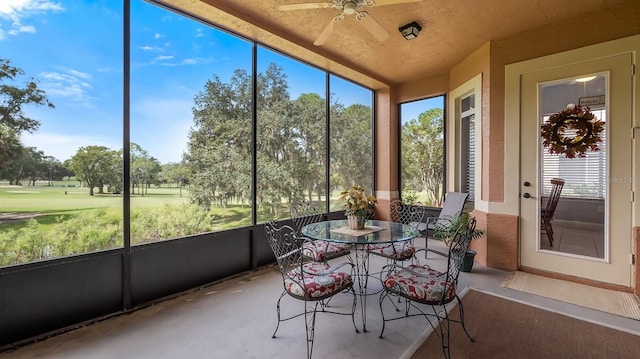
153, 55, 174, 62
139, 45, 164, 52
21, 132, 120, 162
136, 54, 213, 68
0, 0, 63, 15
65, 68, 91, 80
39, 67, 93, 104
142, 56, 213, 68
0, 0, 64, 39
97, 66, 116, 73
8, 24, 35, 35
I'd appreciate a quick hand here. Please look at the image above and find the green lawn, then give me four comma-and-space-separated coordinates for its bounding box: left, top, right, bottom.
0, 181, 192, 234
0, 182, 188, 212
0, 181, 417, 267
0, 181, 360, 266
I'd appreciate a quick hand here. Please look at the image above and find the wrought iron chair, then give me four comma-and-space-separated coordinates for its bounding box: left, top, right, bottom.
290, 200, 352, 262
264, 221, 359, 359
541, 178, 564, 246
366, 199, 426, 265
378, 217, 477, 359
416, 192, 469, 258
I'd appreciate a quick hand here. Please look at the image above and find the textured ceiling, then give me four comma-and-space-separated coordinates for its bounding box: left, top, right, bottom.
158, 0, 632, 87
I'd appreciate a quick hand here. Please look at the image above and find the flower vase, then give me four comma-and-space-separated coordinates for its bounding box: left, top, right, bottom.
347, 215, 365, 230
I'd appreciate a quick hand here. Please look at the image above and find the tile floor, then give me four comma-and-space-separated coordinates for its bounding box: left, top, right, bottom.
540, 219, 605, 258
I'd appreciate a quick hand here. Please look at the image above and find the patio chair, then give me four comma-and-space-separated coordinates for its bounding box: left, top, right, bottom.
264, 221, 359, 359
290, 200, 352, 262
541, 178, 564, 246
378, 217, 477, 359
417, 192, 469, 258
366, 199, 426, 266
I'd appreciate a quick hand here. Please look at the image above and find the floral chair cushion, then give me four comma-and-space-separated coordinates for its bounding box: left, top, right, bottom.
382, 264, 456, 303
303, 240, 351, 262
284, 262, 353, 299
367, 243, 415, 261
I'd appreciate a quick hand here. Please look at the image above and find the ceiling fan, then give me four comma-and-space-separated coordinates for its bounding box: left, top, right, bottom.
279, 0, 422, 46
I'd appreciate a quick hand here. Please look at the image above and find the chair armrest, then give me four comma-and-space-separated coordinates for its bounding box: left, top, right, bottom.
379, 263, 400, 281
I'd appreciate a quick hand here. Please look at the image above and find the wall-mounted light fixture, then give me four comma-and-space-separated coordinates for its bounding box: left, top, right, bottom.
399, 21, 422, 40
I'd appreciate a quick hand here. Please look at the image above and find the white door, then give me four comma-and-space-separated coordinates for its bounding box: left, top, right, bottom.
520, 54, 633, 286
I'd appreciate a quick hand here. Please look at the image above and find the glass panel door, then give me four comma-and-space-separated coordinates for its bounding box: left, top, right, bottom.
519, 53, 632, 286
538, 74, 606, 258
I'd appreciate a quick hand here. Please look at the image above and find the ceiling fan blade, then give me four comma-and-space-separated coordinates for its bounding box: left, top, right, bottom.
279, 2, 335, 11
372, 0, 423, 6
358, 13, 390, 42
314, 18, 336, 46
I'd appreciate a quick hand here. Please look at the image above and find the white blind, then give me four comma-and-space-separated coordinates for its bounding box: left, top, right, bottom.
460, 94, 475, 204
541, 109, 607, 199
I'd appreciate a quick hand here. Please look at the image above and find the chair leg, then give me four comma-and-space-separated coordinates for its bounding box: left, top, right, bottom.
455, 294, 475, 342
543, 220, 554, 246
304, 301, 318, 359
419, 303, 452, 359
320, 296, 332, 309
272, 291, 287, 338
436, 306, 452, 359
429, 297, 477, 359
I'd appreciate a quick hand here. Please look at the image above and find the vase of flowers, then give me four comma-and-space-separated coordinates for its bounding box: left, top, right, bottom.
339, 185, 377, 230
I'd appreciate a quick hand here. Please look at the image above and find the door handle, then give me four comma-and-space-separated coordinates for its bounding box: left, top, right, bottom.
523, 193, 531, 198
523, 181, 531, 187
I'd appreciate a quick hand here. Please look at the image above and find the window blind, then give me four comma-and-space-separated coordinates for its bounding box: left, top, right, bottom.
461, 94, 475, 205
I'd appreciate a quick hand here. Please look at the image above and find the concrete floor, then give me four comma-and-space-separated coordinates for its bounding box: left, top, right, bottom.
2, 238, 639, 359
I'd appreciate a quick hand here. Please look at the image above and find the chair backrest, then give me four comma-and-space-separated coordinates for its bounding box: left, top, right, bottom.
442, 216, 477, 300
289, 200, 324, 232
436, 192, 469, 226
543, 178, 564, 220
390, 199, 426, 229
264, 221, 304, 280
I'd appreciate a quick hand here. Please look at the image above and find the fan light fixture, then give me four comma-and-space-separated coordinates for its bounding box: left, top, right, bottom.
399, 21, 421, 40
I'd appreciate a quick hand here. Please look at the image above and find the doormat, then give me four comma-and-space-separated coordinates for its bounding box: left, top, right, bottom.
501, 271, 640, 320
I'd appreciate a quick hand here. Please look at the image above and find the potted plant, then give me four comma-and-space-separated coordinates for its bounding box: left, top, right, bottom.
432, 212, 485, 272
339, 185, 377, 230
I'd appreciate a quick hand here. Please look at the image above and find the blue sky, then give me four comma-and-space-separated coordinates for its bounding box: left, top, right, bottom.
400, 96, 444, 125
1, 0, 436, 164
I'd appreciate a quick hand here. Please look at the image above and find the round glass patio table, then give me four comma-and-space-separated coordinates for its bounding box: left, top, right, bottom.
301, 219, 419, 244
301, 219, 420, 332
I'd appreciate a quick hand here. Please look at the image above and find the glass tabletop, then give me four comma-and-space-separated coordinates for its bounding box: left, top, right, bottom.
301, 219, 420, 245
